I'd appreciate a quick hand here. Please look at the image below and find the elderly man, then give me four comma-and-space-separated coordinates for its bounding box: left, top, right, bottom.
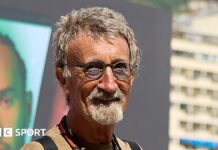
0, 33, 32, 150
22, 7, 142, 150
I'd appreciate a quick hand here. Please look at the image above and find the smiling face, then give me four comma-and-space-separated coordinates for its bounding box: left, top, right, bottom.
0, 43, 31, 150
58, 33, 134, 125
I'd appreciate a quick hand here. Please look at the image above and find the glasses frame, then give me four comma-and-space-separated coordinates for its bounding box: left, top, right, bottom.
65, 61, 132, 80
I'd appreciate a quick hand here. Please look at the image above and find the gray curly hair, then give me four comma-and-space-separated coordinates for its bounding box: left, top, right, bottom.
53, 7, 140, 77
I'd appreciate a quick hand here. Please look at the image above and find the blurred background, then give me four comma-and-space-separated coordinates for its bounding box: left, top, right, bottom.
133, 0, 218, 150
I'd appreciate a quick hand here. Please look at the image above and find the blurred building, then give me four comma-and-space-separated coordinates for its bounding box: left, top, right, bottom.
188, 0, 218, 11
169, 10, 218, 150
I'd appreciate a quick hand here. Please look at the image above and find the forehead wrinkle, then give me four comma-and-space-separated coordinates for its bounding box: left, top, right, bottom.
67, 33, 95, 64
95, 37, 129, 63
67, 32, 129, 64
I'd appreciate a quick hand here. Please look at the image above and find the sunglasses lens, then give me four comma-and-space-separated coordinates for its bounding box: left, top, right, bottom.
85, 62, 103, 79
84, 62, 130, 80
113, 62, 130, 79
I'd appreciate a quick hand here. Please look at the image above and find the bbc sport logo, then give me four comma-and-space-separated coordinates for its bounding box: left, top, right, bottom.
0, 128, 13, 137
0, 128, 46, 137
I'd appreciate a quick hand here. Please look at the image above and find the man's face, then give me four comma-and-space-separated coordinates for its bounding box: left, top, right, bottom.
63, 33, 134, 125
0, 43, 31, 150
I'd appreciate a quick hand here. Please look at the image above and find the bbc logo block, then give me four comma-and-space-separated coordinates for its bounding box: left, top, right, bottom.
0, 128, 13, 137
4, 128, 13, 137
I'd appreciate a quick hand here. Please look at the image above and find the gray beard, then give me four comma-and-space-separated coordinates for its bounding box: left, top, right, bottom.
88, 102, 123, 125
86, 87, 125, 125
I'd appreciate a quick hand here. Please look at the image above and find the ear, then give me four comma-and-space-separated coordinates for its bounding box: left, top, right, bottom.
130, 75, 135, 87
56, 67, 69, 95
56, 67, 65, 85
24, 91, 32, 128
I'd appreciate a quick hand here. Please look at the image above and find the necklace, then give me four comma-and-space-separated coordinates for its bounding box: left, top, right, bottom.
58, 116, 121, 150
112, 134, 122, 150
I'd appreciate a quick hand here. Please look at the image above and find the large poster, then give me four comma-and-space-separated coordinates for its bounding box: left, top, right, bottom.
0, 14, 51, 149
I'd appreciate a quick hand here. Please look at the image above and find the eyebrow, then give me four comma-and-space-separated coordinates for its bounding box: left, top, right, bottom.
111, 58, 128, 64
0, 87, 15, 99
86, 59, 104, 64
87, 58, 127, 64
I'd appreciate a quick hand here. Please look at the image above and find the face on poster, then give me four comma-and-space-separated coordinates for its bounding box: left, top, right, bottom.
0, 17, 51, 149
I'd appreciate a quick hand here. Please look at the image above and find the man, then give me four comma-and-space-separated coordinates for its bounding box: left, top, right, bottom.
22, 7, 142, 150
0, 33, 32, 150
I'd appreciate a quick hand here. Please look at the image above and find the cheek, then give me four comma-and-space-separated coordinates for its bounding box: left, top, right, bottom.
68, 72, 84, 101
118, 81, 132, 109
119, 80, 132, 95
123, 96, 129, 111
68, 73, 98, 111
80, 80, 98, 102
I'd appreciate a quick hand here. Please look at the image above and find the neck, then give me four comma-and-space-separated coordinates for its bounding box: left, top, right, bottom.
66, 112, 115, 144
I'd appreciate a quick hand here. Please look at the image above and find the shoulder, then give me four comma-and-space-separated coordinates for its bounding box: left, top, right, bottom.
21, 126, 71, 150
43, 126, 72, 149
20, 126, 59, 150
117, 137, 143, 150
45, 126, 61, 137
20, 141, 44, 150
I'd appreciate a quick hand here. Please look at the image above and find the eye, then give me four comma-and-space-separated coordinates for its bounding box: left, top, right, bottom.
0, 97, 14, 108
114, 62, 128, 69
86, 62, 103, 70
85, 62, 103, 78
113, 62, 130, 79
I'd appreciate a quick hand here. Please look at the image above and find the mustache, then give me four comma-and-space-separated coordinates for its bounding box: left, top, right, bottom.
87, 87, 124, 102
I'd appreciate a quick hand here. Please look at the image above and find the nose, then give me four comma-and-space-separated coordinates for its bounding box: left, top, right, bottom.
97, 67, 118, 94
